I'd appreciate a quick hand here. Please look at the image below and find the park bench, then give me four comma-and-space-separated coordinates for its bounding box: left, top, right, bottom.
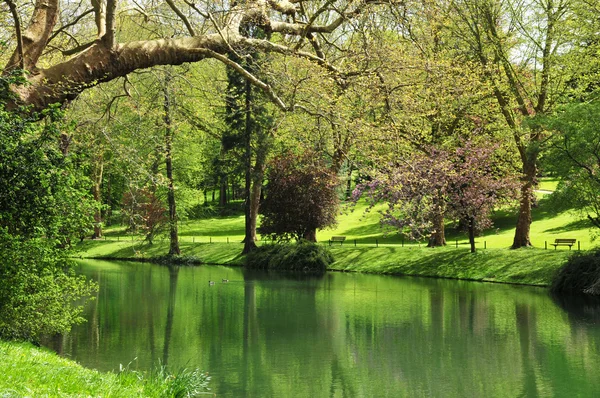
551, 238, 577, 250
330, 236, 346, 246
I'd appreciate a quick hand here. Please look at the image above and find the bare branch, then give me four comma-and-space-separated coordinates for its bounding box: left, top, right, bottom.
194, 48, 290, 110
47, 8, 94, 46
268, 0, 297, 15
165, 0, 196, 36
5, 0, 60, 73
62, 41, 95, 56
91, 0, 106, 38
103, 0, 117, 48
4, 0, 24, 70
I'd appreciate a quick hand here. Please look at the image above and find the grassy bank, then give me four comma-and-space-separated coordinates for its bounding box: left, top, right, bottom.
0, 341, 210, 397
76, 238, 574, 286
76, 187, 593, 287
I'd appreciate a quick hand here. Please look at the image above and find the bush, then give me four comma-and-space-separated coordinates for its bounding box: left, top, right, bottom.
0, 233, 97, 341
551, 250, 600, 295
245, 241, 334, 273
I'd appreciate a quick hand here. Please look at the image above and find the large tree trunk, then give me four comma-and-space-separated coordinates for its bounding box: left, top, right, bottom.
303, 229, 317, 242
428, 210, 446, 247
428, 195, 446, 247
163, 75, 180, 256
512, 153, 537, 249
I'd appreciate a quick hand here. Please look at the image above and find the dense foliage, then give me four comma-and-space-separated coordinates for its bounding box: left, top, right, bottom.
0, 234, 94, 341
354, 141, 519, 251
245, 241, 334, 273
551, 250, 600, 296
544, 102, 600, 232
0, 88, 96, 341
259, 151, 339, 242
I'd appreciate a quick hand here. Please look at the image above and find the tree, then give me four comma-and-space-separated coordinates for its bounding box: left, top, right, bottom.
223, 21, 275, 254
2, 0, 384, 111
544, 101, 600, 231
353, 141, 518, 252
259, 151, 339, 242
448, 0, 575, 248
0, 82, 96, 341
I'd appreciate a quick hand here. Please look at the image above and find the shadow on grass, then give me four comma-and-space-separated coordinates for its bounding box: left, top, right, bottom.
544, 218, 594, 233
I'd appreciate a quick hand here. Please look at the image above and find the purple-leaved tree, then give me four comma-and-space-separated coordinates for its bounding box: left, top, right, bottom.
353, 141, 519, 252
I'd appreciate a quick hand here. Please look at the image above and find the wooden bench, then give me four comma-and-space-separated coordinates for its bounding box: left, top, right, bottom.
330, 236, 346, 246
551, 238, 577, 250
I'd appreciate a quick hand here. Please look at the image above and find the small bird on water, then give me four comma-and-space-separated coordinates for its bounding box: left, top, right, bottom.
222, 279, 229, 283
208, 281, 215, 286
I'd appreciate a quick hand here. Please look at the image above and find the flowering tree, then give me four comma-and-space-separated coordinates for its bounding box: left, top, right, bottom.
259, 151, 339, 242
354, 141, 519, 252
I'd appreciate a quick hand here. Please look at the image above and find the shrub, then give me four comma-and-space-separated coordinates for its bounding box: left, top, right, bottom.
551, 250, 600, 295
245, 241, 334, 273
0, 233, 97, 341
259, 151, 339, 242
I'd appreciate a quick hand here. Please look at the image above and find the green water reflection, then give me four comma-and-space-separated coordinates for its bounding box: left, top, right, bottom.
46, 260, 600, 397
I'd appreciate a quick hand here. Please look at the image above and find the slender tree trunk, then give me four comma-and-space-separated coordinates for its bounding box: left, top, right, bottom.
220, 177, 228, 206
345, 163, 353, 200
243, 80, 257, 254
468, 217, 476, 253
163, 75, 180, 256
512, 155, 536, 249
92, 155, 104, 239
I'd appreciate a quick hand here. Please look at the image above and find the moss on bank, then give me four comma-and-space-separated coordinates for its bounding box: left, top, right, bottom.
76, 239, 574, 286
0, 341, 210, 397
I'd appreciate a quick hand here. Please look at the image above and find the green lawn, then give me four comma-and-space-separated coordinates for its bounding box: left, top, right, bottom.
77, 192, 595, 287
0, 341, 209, 397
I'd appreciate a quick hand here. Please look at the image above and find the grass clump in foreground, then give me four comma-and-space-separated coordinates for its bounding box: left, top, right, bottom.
0, 341, 210, 397
246, 241, 334, 273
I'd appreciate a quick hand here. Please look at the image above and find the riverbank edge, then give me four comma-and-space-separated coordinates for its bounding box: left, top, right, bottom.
0, 340, 209, 396
76, 241, 576, 287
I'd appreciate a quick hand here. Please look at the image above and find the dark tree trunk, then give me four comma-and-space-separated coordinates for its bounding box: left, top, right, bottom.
512, 155, 536, 249
468, 217, 476, 253
303, 229, 317, 242
242, 80, 257, 254
428, 210, 446, 247
220, 177, 228, 206
163, 75, 180, 256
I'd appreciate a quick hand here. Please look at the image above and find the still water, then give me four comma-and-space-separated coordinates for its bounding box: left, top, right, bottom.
46, 260, 600, 397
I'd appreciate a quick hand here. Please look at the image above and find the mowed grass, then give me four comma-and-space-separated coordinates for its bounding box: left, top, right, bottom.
80, 181, 596, 287
0, 341, 209, 397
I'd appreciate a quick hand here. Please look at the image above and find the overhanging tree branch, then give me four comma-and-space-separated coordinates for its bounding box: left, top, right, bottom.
4, 0, 24, 70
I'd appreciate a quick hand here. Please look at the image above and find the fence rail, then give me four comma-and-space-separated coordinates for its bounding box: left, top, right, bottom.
94, 235, 584, 251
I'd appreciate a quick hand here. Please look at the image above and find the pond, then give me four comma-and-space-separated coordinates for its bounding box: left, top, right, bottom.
45, 260, 600, 397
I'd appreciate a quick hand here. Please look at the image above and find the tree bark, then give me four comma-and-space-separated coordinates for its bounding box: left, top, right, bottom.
468, 217, 476, 253
512, 154, 536, 249
303, 229, 317, 242
242, 79, 258, 254
428, 209, 446, 247
163, 74, 180, 256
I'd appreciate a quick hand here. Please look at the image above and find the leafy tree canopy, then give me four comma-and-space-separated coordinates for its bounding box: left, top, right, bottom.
259, 151, 339, 242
